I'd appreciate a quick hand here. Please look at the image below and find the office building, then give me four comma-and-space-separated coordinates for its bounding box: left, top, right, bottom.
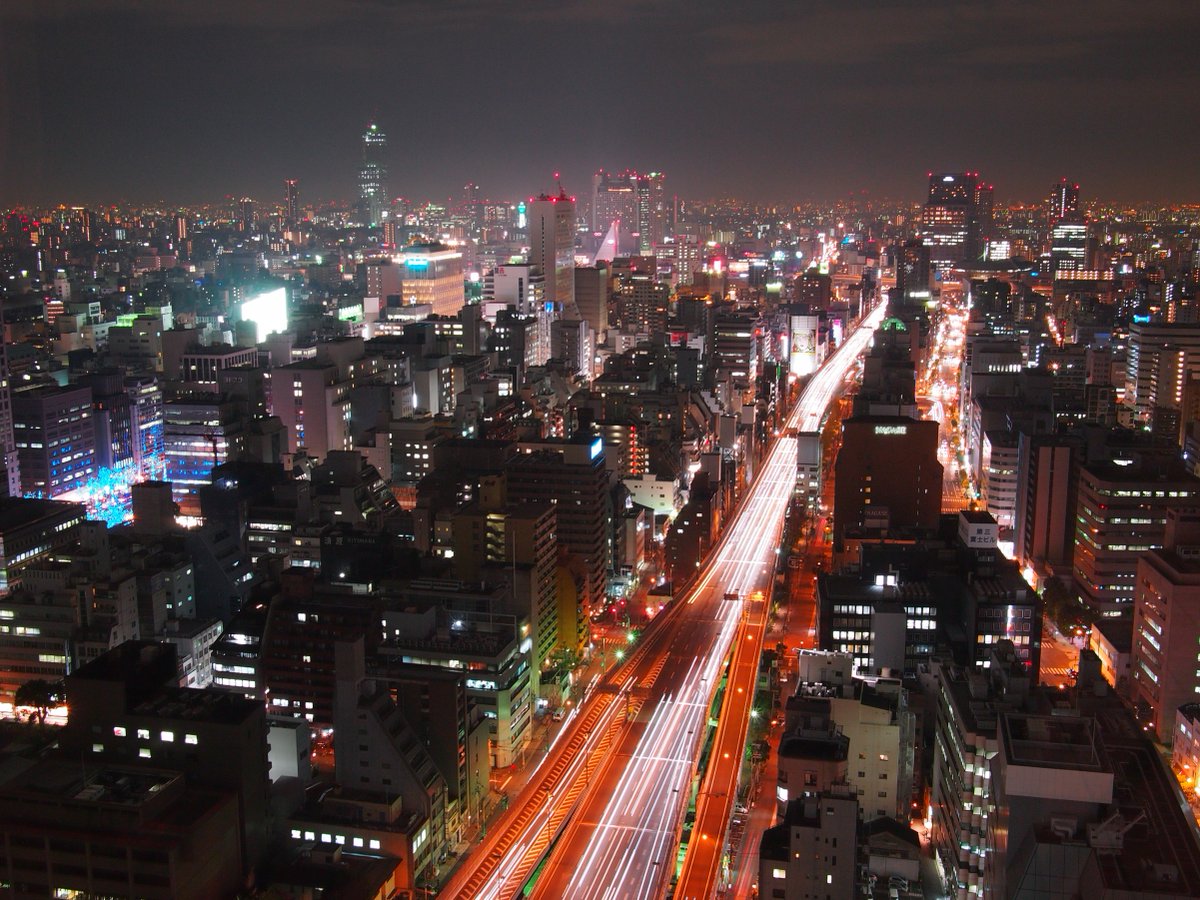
758, 789, 858, 900
1014, 432, 1078, 573
0, 346, 17, 497
1048, 177, 1080, 223
528, 190, 576, 317
1073, 455, 1200, 615
284, 178, 299, 224
591, 169, 638, 239
506, 439, 610, 648
893, 239, 932, 309
832, 416, 942, 550
163, 397, 245, 498
400, 243, 465, 317
635, 171, 668, 251
1130, 508, 1200, 742
614, 274, 669, 335
1051, 216, 1088, 277
62, 640, 271, 873
929, 647, 1030, 900
1124, 321, 1200, 428
333, 640, 448, 882
0, 761, 244, 900
573, 262, 611, 340
12, 383, 96, 498
452, 477, 558, 694
359, 122, 387, 226
921, 172, 990, 268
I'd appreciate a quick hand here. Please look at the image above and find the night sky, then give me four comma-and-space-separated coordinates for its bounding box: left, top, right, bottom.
3, 0, 1199, 207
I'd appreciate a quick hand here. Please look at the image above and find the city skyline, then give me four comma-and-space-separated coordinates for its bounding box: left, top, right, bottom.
3, 0, 1200, 206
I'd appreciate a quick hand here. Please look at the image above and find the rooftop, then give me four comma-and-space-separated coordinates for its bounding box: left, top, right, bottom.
0, 496, 85, 532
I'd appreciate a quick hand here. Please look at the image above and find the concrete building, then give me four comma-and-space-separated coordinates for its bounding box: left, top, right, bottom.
506, 439, 610, 645
929, 646, 1031, 900
758, 789, 859, 900
833, 416, 942, 551
1130, 508, 1200, 742
397, 243, 464, 317
1073, 456, 1200, 616
62, 640, 271, 875
527, 191, 576, 317
12, 383, 96, 498
0, 496, 86, 595
452, 477, 557, 695
0, 762, 244, 900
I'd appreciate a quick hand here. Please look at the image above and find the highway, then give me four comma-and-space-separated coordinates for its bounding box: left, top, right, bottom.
440, 300, 887, 900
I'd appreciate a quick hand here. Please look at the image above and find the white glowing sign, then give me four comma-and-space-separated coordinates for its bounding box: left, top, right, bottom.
874, 425, 907, 435
239, 287, 288, 343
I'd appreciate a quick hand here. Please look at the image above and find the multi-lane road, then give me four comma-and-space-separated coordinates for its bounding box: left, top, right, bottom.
441, 300, 887, 900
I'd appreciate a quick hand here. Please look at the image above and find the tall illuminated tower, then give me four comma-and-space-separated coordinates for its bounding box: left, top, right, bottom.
528, 188, 577, 318
284, 179, 299, 225
1048, 178, 1080, 223
0, 332, 17, 498
359, 122, 388, 226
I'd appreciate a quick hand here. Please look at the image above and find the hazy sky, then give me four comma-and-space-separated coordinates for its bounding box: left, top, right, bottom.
3, 0, 1199, 207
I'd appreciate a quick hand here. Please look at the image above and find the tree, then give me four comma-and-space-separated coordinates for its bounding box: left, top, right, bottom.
14, 679, 62, 726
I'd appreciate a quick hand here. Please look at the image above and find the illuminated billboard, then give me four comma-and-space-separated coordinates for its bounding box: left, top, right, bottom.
239, 287, 288, 343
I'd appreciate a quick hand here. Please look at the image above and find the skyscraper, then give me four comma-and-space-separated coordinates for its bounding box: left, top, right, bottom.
591, 169, 638, 236
528, 189, 577, 317
0, 331, 18, 498
635, 171, 668, 252
284, 178, 299, 225
1047, 177, 1080, 223
1048, 179, 1086, 276
921, 172, 989, 268
359, 122, 388, 226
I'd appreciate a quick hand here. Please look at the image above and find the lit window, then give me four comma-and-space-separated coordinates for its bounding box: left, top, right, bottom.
91, 743, 103, 753
369, 839, 381, 850
185, 734, 198, 745
161, 731, 175, 742
772, 867, 786, 879
139, 748, 151, 759
113, 726, 126, 737
137, 728, 150, 740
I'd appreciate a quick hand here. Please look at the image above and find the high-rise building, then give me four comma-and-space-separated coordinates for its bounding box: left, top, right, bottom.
0, 339, 18, 498
573, 263, 611, 340
832, 416, 942, 549
505, 439, 610, 649
12, 384, 96, 498
893, 239, 932, 309
1073, 454, 1200, 615
1048, 177, 1080, 223
483, 261, 548, 363
1014, 432, 1078, 573
1050, 217, 1088, 276
1130, 508, 1200, 742
399, 243, 465, 317
528, 190, 577, 317
591, 169, 638, 238
239, 197, 254, 232
1124, 322, 1200, 428
635, 171, 668, 252
452, 476, 558, 694
359, 122, 388, 226
284, 178, 299, 224
921, 172, 989, 268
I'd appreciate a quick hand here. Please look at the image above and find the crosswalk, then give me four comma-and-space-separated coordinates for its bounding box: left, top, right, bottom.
1042, 666, 1075, 677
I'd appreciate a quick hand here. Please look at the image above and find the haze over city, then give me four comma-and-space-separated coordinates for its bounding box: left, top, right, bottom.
5, 4, 1200, 900
4, 0, 1200, 205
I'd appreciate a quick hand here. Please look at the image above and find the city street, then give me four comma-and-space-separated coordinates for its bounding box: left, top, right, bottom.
440, 302, 887, 899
